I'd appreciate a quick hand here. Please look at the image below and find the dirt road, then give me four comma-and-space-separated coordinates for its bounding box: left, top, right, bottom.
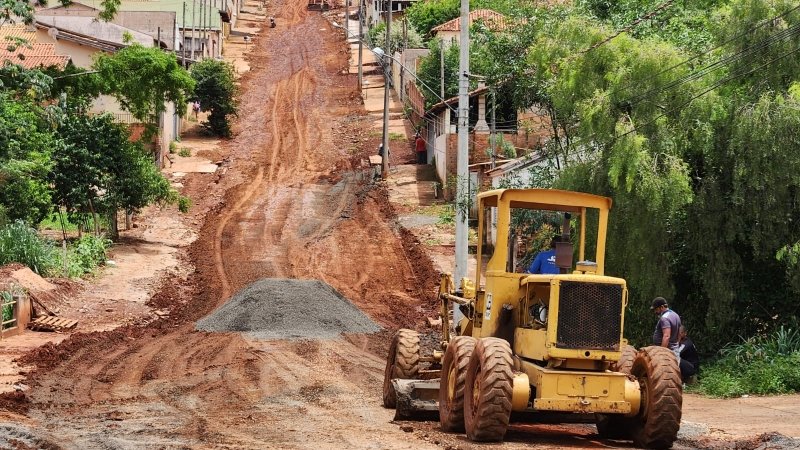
1, 0, 799, 449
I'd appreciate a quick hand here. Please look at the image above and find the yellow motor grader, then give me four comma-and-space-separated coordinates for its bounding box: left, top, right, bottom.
383, 189, 682, 449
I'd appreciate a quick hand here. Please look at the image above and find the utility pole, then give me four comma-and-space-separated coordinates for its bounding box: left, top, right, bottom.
191, 0, 196, 60
381, 0, 392, 179
440, 41, 445, 100
454, 0, 469, 320
182, 2, 187, 65
358, 8, 363, 90
200, 0, 205, 58
345, 0, 349, 47
490, 89, 496, 168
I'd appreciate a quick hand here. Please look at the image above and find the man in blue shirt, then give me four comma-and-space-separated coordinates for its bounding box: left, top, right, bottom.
527, 237, 559, 274
651, 297, 681, 351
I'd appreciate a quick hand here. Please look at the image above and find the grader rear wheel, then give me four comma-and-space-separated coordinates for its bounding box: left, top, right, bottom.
382, 329, 420, 408
463, 337, 513, 442
630, 346, 683, 449
439, 336, 477, 432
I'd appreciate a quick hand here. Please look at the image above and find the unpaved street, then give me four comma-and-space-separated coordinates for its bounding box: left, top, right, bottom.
1, 0, 800, 449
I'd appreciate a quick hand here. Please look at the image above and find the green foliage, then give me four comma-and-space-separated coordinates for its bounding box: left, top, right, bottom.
178, 147, 191, 157
94, 44, 195, 128
169, 141, 178, 153
43, 64, 104, 107
437, 204, 455, 225
405, 0, 459, 37
0, 221, 56, 275
54, 234, 112, 277
0, 64, 54, 101
52, 113, 181, 237
0, 94, 57, 224
1, 291, 12, 328
369, 20, 424, 54
415, 39, 460, 107
697, 327, 800, 397
178, 196, 191, 213
190, 59, 238, 137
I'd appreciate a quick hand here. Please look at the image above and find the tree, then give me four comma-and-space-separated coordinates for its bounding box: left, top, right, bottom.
0, 94, 57, 224
415, 39, 460, 108
94, 44, 195, 134
190, 59, 238, 137
52, 113, 182, 237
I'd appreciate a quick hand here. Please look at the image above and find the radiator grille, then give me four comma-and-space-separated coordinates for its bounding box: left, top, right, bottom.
556, 281, 623, 351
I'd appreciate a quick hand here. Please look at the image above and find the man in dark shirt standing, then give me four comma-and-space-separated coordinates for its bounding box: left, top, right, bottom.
651, 297, 681, 352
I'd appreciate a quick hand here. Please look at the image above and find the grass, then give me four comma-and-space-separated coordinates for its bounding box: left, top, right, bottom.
39, 213, 106, 233
0, 221, 112, 278
695, 326, 800, 397
178, 148, 192, 157
389, 132, 405, 141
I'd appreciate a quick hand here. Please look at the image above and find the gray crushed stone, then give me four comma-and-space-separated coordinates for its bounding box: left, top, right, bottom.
196, 278, 380, 339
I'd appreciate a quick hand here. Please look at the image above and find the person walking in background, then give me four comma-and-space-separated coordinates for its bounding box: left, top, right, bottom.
526, 236, 559, 274
651, 297, 682, 352
192, 100, 201, 119
414, 131, 426, 164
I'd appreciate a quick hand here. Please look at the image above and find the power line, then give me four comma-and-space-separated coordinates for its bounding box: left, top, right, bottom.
613, 43, 800, 143
650, 3, 800, 80
629, 21, 800, 107
578, 0, 675, 55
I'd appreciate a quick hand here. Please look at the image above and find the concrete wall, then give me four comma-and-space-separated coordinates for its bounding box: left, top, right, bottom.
36, 28, 97, 67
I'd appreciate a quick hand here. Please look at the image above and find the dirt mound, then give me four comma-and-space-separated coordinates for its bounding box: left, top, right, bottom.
196, 278, 381, 339
0, 264, 75, 314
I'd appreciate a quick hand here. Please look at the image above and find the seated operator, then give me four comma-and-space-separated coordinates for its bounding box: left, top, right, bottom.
526, 236, 560, 274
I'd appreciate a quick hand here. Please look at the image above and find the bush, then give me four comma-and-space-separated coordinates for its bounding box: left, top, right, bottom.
53, 234, 112, 278
0, 220, 57, 275
190, 59, 238, 137
696, 327, 800, 397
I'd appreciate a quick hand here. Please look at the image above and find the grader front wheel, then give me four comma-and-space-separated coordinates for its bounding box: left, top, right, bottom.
612, 344, 637, 374
463, 337, 514, 442
382, 329, 421, 408
439, 336, 477, 432
630, 346, 683, 449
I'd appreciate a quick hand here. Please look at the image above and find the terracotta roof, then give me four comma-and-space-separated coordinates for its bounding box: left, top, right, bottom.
425, 85, 489, 116
0, 25, 36, 42
432, 9, 507, 33
0, 43, 70, 69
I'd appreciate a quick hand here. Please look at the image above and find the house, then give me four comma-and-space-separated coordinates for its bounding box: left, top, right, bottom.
363, 0, 417, 28
0, 25, 71, 69
74, 0, 232, 60
34, 9, 181, 168
431, 9, 507, 46
37, 3, 178, 50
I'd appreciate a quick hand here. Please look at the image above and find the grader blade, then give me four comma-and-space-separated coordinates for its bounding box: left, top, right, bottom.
392, 379, 440, 420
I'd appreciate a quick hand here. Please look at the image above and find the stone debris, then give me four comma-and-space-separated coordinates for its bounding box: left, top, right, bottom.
196, 278, 380, 339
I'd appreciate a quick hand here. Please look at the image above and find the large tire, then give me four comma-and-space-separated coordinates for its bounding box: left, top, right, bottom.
630, 346, 683, 449
463, 337, 514, 442
613, 344, 637, 374
439, 336, 477, 432
382, 329, 421, 408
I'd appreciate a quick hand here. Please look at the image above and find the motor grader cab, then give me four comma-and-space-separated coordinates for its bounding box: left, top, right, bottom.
383, 189, 683, 449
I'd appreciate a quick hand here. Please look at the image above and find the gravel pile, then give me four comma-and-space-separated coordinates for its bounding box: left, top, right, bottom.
196, 279, 380, 339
